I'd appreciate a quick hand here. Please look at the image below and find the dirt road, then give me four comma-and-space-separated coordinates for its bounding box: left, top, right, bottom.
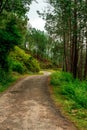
0, 74, 77, 130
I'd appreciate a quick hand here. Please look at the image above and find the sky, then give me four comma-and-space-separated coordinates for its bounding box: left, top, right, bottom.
28, 0, 48, 31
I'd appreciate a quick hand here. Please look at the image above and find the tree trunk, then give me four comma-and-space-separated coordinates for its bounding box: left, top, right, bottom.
84, 30, 87, 79
72, 0, 78, 78
84, 0, 87, 79
63, 33, 68, 71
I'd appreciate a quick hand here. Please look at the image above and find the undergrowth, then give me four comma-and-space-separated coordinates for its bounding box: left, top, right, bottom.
0, 70, 19, 92
10, 46, 40, 74
50, 71, 87, 130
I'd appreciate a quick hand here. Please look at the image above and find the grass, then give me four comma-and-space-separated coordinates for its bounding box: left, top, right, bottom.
0, 72, 22, 92
50, 71, 87, 130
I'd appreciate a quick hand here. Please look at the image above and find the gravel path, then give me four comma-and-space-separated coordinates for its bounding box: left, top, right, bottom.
0, 74, 77, 130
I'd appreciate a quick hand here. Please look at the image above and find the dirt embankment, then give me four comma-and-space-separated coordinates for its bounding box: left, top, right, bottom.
0, 75, 77, 130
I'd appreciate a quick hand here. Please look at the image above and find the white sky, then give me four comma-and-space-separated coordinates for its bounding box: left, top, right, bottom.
27, 0, 47, 31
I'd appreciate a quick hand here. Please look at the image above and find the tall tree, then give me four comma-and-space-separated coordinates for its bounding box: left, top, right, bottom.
84, 0, 87, 78
41, 0, 87, 79
0, 16, 22, 71
24, 28, 49, 59
0, 0, 32, 16
0, 0, 32, 71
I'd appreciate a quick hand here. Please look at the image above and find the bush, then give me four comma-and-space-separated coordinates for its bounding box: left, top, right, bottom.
0, 67, 12, 85
51, 71, 74, 86
11, 61, 26, 74
10, 46, 40, 73
74, 88, 87, 108
51, 71, 87, 108
61, 72, 74, 82
50, 71, 61, 85
27, 57, 40, 72
61, 83, 75, 97
0, 68, 7, 83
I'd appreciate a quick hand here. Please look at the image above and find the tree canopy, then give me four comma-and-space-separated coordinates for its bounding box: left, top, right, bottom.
0, 0, 33, 71
0, 0, 32, 16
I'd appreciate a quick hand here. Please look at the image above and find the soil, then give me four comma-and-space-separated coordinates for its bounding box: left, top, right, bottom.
0, 73, 77, 130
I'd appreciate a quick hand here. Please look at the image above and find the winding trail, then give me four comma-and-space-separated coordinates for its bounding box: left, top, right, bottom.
0, 74, 77, 130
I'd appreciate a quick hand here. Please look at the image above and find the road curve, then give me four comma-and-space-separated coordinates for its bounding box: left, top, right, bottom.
0, 75, 77, 130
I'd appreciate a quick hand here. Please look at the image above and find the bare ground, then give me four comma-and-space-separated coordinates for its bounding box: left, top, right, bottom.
0, 74, 77, 130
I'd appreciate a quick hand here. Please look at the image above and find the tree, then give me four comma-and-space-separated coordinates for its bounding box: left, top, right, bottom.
0, 0, 32, 16
25, 28, 49, 59
40, 0, 87, 79
0, 0, 33, 72
84, 0, 87, 79
0, 0, 8, 14
0, 16, 23, 71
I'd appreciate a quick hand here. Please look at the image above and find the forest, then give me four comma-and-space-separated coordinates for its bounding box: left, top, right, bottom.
40, 0, 87, 80
0, 0, 87, 129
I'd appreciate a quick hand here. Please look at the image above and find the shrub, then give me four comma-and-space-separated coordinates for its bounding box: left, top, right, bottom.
50, 71, 61, 85
61, 72, 74, 82
51, 71, 87, 108
74, 87, 87, 108
11, 61, 26, 74
27, 57, 40, 72
61, 83, 75, 98
0, 67, 12, 85
10, 46, 40, 73
51, 71, 74, 86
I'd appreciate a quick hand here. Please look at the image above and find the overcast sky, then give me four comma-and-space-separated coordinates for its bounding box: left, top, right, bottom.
28, 0, 47, 31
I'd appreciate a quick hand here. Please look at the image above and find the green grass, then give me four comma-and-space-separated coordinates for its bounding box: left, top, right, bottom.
50, 71, 87, 130
0, 72, 21, 92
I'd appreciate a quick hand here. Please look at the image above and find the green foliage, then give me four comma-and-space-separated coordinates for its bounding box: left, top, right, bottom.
24, 28, 51, 59
41, 0, 87, 79
51, 71, 87, 108
0, 68, 21, 92
0, 68, 10, 83
10, 46, 40, 73
51, 71, 74, 86
51, 71, 87, 129
0, 68, 14, 90
50, 71, 61, 85
0, 15, 22, 47
25, 57, 40, 72
0, 45, 40, 91
11, 61, 26, 74
0, 15, 22, 71
0, 0, 32, 16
